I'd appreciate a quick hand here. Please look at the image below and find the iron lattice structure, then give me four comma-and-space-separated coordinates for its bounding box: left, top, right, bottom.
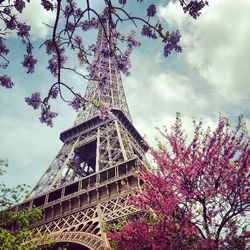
16, 17, 147, 249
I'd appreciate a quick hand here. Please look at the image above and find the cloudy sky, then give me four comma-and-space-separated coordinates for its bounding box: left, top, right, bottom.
1, 0, 249, 189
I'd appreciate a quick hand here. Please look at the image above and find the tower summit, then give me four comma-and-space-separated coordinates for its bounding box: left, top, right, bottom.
15, 13, 147, 250
74, 15, 132, 125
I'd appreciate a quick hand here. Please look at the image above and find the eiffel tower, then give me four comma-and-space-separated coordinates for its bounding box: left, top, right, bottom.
15, 15, 147, 250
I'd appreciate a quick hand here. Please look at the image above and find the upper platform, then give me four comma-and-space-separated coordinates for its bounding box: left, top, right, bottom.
60, 109, 147, 153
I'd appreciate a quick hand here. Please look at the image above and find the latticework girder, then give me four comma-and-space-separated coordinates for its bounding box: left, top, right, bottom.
74, 17, 132, 125
31, 114, 146, 197
16, 13, 148, 250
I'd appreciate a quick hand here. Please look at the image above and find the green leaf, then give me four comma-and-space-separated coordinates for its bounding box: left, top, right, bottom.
97, 100, 103, 108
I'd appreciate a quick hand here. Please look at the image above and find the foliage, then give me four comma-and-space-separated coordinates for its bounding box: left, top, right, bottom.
0, 208, 43, 250
0, 160, 43, 250
0, 0, 208, 126
0, 160, 30, 209
107, 114, 250, 249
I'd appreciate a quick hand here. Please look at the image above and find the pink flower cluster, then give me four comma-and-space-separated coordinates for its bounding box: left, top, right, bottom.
108, 115, 250, 249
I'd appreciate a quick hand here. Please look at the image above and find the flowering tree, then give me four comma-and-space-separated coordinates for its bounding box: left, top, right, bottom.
107, 114, 250, 249
0, 0, 208, 126
0, 160, 43, 249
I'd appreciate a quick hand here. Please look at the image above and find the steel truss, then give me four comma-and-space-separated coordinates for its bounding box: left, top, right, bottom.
16, 16, 148, 249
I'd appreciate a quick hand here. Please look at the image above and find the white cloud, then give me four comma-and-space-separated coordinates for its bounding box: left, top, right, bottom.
158, 0, 250, 104
18, 1, 55, 39
124, 52, 221, 146
158, 0, 189, 28
1, 0, 249, 189
151, 73, 195, 103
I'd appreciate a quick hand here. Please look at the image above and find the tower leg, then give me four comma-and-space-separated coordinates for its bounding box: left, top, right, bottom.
97, 205, 111, 249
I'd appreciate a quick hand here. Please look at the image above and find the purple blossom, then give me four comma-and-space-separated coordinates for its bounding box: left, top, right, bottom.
48, 56, 58, 77
26, 42, 33, 54
0, 38, 9, 55
87, 44, 96, 57
99, 75, 108, 91
45, 40, 57, 55
100, 45, 115, 59
113, 30, 122, 40
75, 8, 83, 18
22, 54, 37, 73
41, 0, 54, 11
64, 0, 76, 18
141, 25, 157, 39
74, 35, 83, 47
5, 17, 16, 30
25, 92, 41, 109
66, 22, 75, 32
87, 60, 99, 77
14, 0, 26, 13
39, 108, 58, 127
59, 52, 68, 66
81, 18, 99, 31
99, 103, 113, 120
17, 23, 30, 37
127, 32, 140, 47
116, 55, 130, 76
69, 95, 84, 111
183, 0, 208, 19
0, 75, 14, 89
47, 52, 67, 77
126, 31, 140, 56
147, 4, 156, 17
163, 31, 182, 57
50, 86, 59, 99
77, 51, 86, 65
3, 7, 11, 15
119, 0, 126, 5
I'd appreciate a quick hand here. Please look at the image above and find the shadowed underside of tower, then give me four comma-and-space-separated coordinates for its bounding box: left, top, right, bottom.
15, 15, 147, 250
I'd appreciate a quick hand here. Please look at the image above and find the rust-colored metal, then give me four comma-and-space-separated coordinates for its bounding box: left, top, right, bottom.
16, 17, 147, 249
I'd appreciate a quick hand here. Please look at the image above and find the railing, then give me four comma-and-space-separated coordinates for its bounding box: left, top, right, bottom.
16, 158, 138, 211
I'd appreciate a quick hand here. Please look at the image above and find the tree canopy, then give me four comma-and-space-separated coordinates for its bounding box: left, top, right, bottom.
0, 160, 43, 250
107, 115, 250, 249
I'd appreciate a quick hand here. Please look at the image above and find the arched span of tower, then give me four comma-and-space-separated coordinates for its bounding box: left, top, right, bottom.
32, 232, 104, 250
47, 242, 89, 250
